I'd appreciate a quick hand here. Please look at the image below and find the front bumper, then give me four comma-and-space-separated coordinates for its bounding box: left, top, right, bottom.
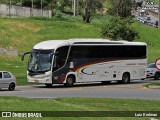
27, 76, 52, 84
146, 72, 155, 78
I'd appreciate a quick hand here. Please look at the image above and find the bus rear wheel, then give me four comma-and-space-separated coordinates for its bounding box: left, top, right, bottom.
118, 73, 130, 84
65, 76, 75, 87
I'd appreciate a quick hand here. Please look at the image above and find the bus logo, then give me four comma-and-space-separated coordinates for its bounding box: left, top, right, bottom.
2, 112, 11, 117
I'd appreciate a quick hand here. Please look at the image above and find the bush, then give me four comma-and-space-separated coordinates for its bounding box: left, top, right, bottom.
54, 10, 64, 19
102, 17, 139, 41
29, 11, 83, 22
53, 10, 83, 22
107, 0, 132, 18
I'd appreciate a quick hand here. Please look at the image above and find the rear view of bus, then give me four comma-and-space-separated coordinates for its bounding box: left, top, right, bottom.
22, 39, 147, 87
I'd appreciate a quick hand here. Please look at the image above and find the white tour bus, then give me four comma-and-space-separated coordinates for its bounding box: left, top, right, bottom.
22, 39, 147, 87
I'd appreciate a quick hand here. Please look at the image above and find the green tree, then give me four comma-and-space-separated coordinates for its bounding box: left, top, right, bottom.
108, 0, 132, 18
22, 0, 49, 8
83, 0, 103, 23
102, 17, 139, 41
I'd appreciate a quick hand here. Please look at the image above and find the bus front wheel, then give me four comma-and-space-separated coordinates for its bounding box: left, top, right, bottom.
65, 76, 75, 87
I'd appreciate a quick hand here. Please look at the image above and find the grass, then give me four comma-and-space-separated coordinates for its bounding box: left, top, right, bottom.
0, 16, 160, 85
0, 17, 103, 53
132, 21, 160, 63
145, 81, 160, 87
0, 97, 160, 119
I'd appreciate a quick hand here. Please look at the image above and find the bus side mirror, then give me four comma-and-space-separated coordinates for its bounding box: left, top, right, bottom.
69, 62, 74, 68
21, 52, 31, 61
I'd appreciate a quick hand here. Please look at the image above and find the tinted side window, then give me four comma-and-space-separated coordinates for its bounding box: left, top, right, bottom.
0, 72, 2, 79
4, 72, 11, 78
106, 46, 146, 58
69, 46, 91, 59
69, 45, 146, 59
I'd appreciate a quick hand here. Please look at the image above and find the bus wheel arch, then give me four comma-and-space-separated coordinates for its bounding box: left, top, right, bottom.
118, 72, 130, 84
65, 74, 76, 87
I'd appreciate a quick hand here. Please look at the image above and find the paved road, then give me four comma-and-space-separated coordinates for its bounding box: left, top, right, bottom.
0, 79, 160, 100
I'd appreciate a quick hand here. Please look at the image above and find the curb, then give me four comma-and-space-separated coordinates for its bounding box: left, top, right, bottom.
148, 85, 160, 89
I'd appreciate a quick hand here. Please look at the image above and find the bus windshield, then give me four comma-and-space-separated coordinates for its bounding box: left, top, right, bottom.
28, 49, 54, 72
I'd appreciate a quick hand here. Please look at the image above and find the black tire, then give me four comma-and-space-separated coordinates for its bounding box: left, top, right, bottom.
8, 83, 15, 91
154, 72, 160, 80
65, 76, 75, 87
45, 84, 53, 87
101, 81, 111, 84
119, 73, 130, 84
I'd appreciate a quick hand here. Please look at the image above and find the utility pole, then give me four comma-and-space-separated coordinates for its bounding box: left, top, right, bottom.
72, 0, 79, 16
32, 0, 33, 9
73, 0, 76, 16
77, 0, 79, 15
31, 0, 33, 16
9, 0, 11, 17
51, 0, 54, 16
41, 0, 43, 15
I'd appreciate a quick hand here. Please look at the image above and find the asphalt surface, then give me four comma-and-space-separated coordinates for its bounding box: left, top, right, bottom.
0, 79, 160, 100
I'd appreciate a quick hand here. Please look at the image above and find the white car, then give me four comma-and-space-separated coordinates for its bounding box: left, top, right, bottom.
0, 71, 16, 91
147, 63, 160, 80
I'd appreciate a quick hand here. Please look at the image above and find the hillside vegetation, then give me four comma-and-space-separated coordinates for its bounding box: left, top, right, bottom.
0, 17, 160, 85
